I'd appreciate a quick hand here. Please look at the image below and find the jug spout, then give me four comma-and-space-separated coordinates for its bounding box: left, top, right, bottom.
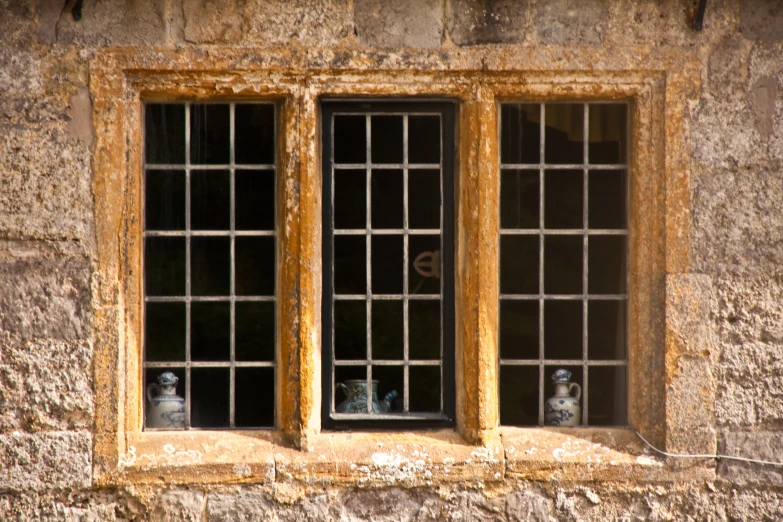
383, 390, 399, 410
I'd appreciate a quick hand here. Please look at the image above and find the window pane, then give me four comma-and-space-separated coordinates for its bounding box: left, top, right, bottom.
500, 235, 538, 295
145, 302, 186, 362
145, 104, 185, 164
191, 237, 230, 296
544, 300, 582, 360
235, 367, 275, 428
500, 104, 540, 165
235, 104, 275, 165
500, 169, 538, 229
372, 365, 404, 413
409, 300, 440, 360
145, 237, 185, 296
372, 235, 403, 294
408, 169, 441, 229
191, 367, 230, 428
544, 170, 582, 229
588, 236, 627, 295
544, 104, 583, 164
410, 366, 440, 412
544, 235, 582, 295
371, 115, 403, 164
334, 170, 366, 229
371, 169, 403, 229
372, 300, 403, 360
334, 236, 366, 294
334, 115, 366, 164
236, 302, 275, 362
588, 366, 627, 426
499, 300, 538, 360
500, 365, 538, 426
588, 169, 626, 229
191, 170, 230, 230
408, 115, 440, 164
236, 170, 275, 231
334, 300, 366, 360
235, 236, 275, 296
409, 235, 441, 295
588, 300, 627, 360
145, 170, 185, 231
588, 104, 627, 165
191, 302, 230, 362
190, 104, 230, 165
544, 364, 583, 423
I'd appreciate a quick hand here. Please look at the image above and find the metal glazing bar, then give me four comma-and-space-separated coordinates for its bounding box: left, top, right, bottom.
184, 102, 192, 429
145, 361, 276, 368
498, 359, 627, 366
332, 163, 442, 170
498, 229, 628, 236
538, 102, 546, 426
144, 230, 275, 237
499, 163, 627, 170
229, 103, 236, 429
334, 229, 441, 235
335, 360, 442, 366
499, 294, 628, 300
582, 102, 590, 426
145, 295, 276, 302
330, 113, 337, 416
403, 114, 410, 413
365, 114, 373, 413
332, 412, 448, 421
144, 164, 276, 170
334, 294, 441, 301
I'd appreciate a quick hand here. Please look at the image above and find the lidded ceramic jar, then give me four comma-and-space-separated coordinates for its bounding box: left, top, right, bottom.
146, 371, 186, 429
544, 369, 581, 427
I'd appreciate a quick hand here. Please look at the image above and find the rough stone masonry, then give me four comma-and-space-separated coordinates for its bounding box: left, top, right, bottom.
1, 0, 783, 520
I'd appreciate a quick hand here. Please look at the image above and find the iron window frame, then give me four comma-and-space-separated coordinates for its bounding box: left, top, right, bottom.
320, 99, 457, 430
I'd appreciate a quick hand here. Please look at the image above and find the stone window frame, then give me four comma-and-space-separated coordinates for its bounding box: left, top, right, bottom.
92, 49, 708, 487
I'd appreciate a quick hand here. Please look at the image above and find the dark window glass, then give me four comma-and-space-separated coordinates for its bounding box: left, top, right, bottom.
145, 237, 185, 296
190, 104, 230, 164
544, 104, 583, 164
145, 302, 186, 362
408, 115, 441, 164
236, 367, 275, 427
145, 170, 185, 230
499, 300, 538, 360
371, 115, 403, 164
501, 104, 540, 165
191, 302, 231, 361
145, 104, 185, 164
500, 169, 538, 229
235, 104, 275, 165
236, 302, 276, 362
191, 367, 230, 428
236, 170, 275, 231
191, 170, 230, 230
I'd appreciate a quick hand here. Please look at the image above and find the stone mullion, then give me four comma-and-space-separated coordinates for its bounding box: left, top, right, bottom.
455, 84, 500, 444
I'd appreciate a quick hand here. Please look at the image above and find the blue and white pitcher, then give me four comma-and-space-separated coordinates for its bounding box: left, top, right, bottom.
146, 372, 186, 429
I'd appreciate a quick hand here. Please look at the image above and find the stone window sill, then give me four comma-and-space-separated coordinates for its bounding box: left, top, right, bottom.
98, 428, 713, 487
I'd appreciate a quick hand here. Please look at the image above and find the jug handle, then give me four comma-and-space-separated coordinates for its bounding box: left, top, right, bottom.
569, 383, 582, 401
336, 382, 349, 397
146, 383, 160, 403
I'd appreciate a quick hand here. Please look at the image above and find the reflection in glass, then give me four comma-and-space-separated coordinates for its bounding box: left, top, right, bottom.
190, 104, 230, 165
545, 104, 583, 164
409, 235, 440, 295
588, 104, 627, 165
145, 104, 185, 164
500, 104, 540, 165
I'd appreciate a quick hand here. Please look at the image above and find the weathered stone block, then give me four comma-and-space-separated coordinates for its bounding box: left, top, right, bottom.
0, 125, 93, 240
244, 0, 352, 47
52, 0, 167, 47
718, 431, 783, 485
666, 273, 716, 355
708, 35, 753, 97
208, 490, 330, 521
0, 337, 93, 431
666, 356, 715, 431
533, 0, 606, 45
0, 1, 35, 49
181, 0, 246, 43
355, 0, 443, 48
447, 0, 525, 45
692, 166, 783, 273
504, 489, 552, 522
339, 488, 423, 521
148, 489, 205, 522
713, 273, 783, 344
740, 0, 783, 41
0, 431, 91, 492
717, 343, 783, 427
0, 493, 118, 522
0, 254, 90, 340
0, 51, 42, 95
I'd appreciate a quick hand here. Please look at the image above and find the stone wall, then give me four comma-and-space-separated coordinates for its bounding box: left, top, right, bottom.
1, 0, 783, 520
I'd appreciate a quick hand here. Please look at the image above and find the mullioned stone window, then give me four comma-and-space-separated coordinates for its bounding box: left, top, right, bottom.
91, 49, 687, 486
